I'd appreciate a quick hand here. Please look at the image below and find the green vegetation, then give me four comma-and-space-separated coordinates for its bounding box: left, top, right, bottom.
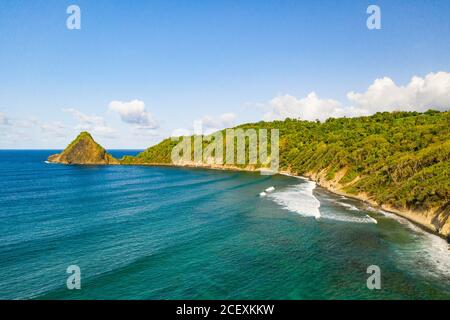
48, 131, 119, 165
124, 110, 450, 216
121, 138, 179, 165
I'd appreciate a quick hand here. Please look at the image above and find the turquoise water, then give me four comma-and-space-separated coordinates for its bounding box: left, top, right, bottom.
0, 150, 449, 299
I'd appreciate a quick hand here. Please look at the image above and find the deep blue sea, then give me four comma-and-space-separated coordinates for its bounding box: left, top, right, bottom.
0, 150, 449, 299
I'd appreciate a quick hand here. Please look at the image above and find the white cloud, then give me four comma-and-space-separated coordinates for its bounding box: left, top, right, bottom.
170, 113, 237, 137
263, 72, 450, 121
109, 99, 159, 129
263, 92, 358, 121
347, 71, 450, 113
0, 114, 42, 129
170, 128, 192, 137
197, 113, 237, 134
243, 101, 267, 111
40, 121, 67, 138
64, 108, 115, 137
0, 113, 69, 146
0, 112, 9, 125
265, 93, 330, 121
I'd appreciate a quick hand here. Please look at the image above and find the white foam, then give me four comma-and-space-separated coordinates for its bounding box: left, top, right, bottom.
268, 180, 321, 219
259, 192, 267, 197
420, 233, 450, 278
377, 209, 450, 278
378, 210, 423, 232
265, 186, 275, 193
366, 215, 378, 224
337, 201, 360, 211
279, 173, 450, 278
44, 161, 50, 164
268, 180, 376, 223
323, 212, 377, 224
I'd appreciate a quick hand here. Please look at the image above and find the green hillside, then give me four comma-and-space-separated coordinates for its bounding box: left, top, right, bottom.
122, 110, 450, 225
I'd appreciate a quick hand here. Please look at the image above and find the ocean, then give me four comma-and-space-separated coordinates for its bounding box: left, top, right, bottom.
0, 150, 449, 299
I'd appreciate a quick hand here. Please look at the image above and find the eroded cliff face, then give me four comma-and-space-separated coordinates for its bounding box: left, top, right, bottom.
48, 132, 119, 165
305, 168, 450, 239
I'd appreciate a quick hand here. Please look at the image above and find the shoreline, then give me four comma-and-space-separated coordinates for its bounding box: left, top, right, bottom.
276, 170, 449, 240
121, 161, 449, 241
49, 159, 449, 242
279, 171, 447, 240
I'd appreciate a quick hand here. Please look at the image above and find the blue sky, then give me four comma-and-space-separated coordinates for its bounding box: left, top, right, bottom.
0, 0, 449, 148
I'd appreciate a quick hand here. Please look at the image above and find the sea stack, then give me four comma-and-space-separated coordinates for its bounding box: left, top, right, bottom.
47, 131, 119, 165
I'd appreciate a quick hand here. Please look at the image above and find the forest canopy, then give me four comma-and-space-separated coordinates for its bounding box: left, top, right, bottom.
122, 110, 450, 214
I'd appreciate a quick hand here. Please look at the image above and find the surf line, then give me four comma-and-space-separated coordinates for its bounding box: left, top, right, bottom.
277, 173, 386, 223
259, 186, 275, 197
261, 179, 321, 219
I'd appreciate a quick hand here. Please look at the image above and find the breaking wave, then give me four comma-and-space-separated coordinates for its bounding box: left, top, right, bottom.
268, 178, 447, 279
377, 209, 450, 278
268, 180, 321, 219
337, 201, 359, 211
268, 180, 376, 224
322, 212, 377, 224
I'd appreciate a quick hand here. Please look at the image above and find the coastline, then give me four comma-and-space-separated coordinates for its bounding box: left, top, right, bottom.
119, 161, 449, 241
288, 173, 446, 240
49, 156, 449, 241
10, 153, 450, 299
278, 170, 449, 240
